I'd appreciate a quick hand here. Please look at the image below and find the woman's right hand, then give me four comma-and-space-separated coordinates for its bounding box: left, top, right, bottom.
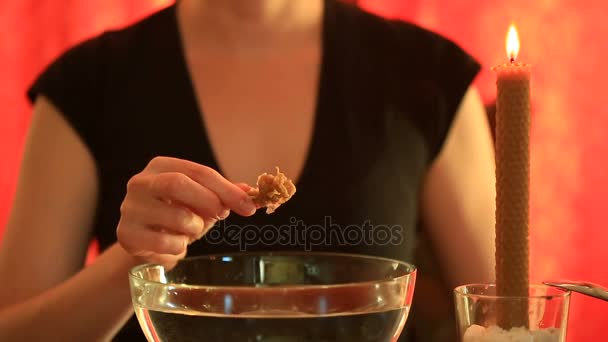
116, 157, 257, 268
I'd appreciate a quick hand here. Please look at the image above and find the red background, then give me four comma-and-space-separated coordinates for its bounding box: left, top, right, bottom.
1, 0, 606, 340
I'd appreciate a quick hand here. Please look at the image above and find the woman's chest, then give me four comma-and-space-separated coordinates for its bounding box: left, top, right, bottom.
185, 49, 322, 185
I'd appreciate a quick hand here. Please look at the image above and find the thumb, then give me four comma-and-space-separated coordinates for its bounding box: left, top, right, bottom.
235, 182, 254, 192
235, 182, 263, 209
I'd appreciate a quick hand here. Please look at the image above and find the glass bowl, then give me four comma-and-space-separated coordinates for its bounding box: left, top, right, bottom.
129, 252, 416, 342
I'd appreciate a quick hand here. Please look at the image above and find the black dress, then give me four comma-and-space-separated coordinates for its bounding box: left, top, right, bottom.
27, 1, 480, 340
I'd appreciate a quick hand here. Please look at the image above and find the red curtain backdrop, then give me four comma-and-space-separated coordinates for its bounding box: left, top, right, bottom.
1, 0, 607, 340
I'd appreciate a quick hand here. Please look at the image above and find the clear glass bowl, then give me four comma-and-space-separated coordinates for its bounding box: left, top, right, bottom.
129, 252, 416, 342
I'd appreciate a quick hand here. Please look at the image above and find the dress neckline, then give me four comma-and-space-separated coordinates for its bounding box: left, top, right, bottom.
163, 0, 337, 187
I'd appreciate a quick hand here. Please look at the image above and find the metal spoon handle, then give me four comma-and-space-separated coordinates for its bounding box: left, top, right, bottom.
544, 280, 608, 302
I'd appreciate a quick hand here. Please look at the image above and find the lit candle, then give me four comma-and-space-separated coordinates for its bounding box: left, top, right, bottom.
493, 24, 531, 329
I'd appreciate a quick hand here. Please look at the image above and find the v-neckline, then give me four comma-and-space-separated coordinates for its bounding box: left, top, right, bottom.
166, 0, 335, 186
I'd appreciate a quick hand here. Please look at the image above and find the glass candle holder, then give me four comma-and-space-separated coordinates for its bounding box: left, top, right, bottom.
454, 284, 570, 342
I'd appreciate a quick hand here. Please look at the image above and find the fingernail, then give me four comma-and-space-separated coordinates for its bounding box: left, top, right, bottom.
240, 199, 257, 216
218, 209, 230, 220
186, 213, 204, 232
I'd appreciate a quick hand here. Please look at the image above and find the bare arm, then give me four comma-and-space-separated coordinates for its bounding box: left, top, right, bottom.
0, 97, 137, 341
420, 87, 496, 289
0, 96, 258, 341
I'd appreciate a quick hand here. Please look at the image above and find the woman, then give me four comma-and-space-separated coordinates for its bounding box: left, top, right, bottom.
0, 0, 496, 340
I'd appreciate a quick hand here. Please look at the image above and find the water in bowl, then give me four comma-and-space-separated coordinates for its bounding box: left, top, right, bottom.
134, 305, 409, 342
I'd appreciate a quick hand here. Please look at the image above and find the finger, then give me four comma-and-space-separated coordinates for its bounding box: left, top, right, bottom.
121, 195, 206, 238
130, 172, 227, 219
118, 222, 188, 256
235, 182, 254, 192
235, 183, 264, 209
138, 172, 230, 219
147, 157, 257, 216
188, 217, 220, 243
138, 252, 185, 270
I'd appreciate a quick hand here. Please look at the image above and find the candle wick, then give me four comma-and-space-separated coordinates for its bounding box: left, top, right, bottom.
510, 56, 516, 64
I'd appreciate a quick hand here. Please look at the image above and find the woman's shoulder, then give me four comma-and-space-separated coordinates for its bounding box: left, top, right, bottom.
72, 5, 174, 63
332, 1, 478, 69
28, 5, 176, 104
330, 1, 481, 164
40, 5, 175, 73
26, 5, 178, 159
334, 1, 431, 38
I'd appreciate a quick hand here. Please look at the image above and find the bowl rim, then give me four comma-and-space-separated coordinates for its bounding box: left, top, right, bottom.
454, 283, 572, 299
128, 251, 417, 291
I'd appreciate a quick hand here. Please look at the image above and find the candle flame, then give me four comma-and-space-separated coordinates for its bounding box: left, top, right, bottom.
506, 24, 520, 63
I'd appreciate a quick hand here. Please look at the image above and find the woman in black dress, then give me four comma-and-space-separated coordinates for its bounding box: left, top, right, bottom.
0, 0, 496, 340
